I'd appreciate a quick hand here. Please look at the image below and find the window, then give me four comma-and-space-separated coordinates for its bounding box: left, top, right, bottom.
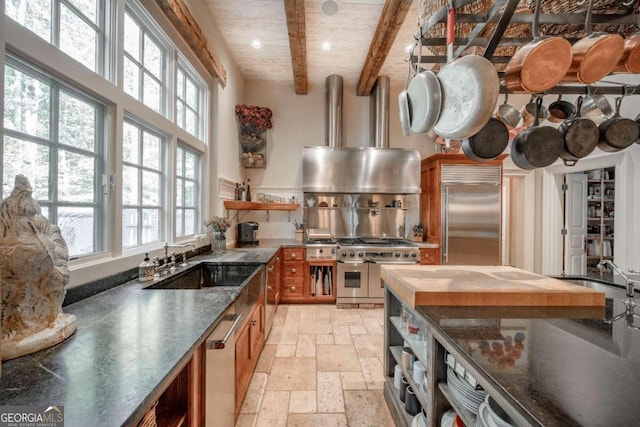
176, 60, 205, 138
175, 144, 199, 237
6, 0, 105, 73
123, 6, 166, 114
3, 57, 106, 257
122, 120, 164, 248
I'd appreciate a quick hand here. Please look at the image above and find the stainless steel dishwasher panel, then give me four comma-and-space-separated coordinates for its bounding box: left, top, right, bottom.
205, 308, 243, 427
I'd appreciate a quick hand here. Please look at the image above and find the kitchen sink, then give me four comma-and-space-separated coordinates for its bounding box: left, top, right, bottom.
144, 263, 261, 290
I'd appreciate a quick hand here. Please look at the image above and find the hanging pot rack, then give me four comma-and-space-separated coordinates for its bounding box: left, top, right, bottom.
412, 0, 640, 94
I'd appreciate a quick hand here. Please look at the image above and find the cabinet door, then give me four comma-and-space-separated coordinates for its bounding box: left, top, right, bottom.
250, 301, 264, 359
565, 173, 587, 276
420, 247, 440, 265
235, 321, 252, 409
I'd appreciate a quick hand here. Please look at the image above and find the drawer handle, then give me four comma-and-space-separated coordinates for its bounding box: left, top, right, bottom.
268, 266, 274, 272
290, 286, 296, 291
251, 320, 257, 326
424, 254, 430, 258
290, 268, 297, 273
276, 256, 280, 262
290, 253, 297, 259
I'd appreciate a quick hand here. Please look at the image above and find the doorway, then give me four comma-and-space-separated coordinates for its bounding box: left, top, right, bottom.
564, 167, 616, 280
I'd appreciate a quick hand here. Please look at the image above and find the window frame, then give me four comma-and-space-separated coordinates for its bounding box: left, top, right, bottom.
121, 116, 166, 249
122, 0, 172, 116
175, 142, 200, 238
5, 0, 108, 75
3, 54, 107, 258
176, 56, 206, 140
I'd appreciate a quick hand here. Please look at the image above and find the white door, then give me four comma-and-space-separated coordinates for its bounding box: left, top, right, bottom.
564, 173, 587, 275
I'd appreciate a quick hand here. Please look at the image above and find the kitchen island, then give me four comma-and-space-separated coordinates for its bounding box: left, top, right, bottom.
381, 265, 640, 427
0, 247, 278, 426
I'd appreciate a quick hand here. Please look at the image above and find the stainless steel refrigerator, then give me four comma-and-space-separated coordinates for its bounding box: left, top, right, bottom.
441, 165, 501, 265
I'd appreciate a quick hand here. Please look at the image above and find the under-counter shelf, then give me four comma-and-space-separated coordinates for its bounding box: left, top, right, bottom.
384, 379, 414, 427
390, 316, 427, 363
223, 200, 300, 222
438, 382, 476, 427
390, 346, 430, 410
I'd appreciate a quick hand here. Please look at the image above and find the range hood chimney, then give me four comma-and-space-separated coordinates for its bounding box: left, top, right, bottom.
369, 75, 390, 148
325, 75, 343, 148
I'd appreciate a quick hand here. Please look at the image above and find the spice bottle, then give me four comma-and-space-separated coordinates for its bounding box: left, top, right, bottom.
138, 253, 155, 282
246, 179, 252, 201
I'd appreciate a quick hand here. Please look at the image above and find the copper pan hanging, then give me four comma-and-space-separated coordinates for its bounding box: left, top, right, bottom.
564, 0, 624, 84
613, 13, 640, 74
503, 0, 572, 93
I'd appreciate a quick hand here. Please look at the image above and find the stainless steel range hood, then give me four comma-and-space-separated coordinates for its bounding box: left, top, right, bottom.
303, 75, 421, 194
302, 146, 421, 194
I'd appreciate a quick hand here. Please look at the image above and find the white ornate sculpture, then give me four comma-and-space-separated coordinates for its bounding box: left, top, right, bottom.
1, 175, 77, 360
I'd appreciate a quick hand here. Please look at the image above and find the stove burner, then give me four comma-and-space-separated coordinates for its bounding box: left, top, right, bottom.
306, 238, 337, 245
336, 238, 417, 247
336, 237, 419, 263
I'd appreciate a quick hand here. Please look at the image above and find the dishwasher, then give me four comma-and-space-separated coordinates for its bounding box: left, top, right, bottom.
205, 307, 242, 427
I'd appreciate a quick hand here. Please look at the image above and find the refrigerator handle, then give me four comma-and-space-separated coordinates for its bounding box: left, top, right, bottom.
442, 187, 448, 264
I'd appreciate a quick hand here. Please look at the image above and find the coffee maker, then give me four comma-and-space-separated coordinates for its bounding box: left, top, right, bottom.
237, 222, 259, 246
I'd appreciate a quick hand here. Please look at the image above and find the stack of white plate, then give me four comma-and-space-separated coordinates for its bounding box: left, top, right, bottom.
446, 368, 486, 415
477, 395, 515, 427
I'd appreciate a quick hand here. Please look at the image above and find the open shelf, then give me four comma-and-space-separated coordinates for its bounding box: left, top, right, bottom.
224, 200, 300, 222
223, 201, 299, 211
438, 382, 476, 427
390, 346, 429, 409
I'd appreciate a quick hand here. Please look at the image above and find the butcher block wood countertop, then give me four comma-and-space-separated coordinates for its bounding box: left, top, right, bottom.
381, 265, 605, 308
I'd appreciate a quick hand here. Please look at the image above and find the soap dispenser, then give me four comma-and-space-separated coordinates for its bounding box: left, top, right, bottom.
139, 253, 154, 282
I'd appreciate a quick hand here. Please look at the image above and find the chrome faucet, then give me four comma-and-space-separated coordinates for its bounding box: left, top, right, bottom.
164, 242, 196, 268
597, 260, 640, 329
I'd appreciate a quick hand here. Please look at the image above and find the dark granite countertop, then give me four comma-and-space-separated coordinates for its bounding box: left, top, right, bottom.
413, 278, 640, 426
0, 247, 279, 426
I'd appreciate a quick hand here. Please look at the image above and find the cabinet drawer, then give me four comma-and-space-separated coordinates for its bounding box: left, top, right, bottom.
282, 247, 305, 261
420, 248, 440, 265
282, 261, 304, 278
282, 277, 304, 297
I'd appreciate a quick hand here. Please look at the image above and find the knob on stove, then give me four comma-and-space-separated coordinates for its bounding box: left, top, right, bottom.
358, 252, 364, 257
349, 252, 355, 257
411, 253, 417, 258
341, 251, 347, 257
395, 253, 401, 258
403, 253, 409, 258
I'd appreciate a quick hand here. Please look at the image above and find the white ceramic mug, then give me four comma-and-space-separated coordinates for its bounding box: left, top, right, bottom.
413, 360, 426, 384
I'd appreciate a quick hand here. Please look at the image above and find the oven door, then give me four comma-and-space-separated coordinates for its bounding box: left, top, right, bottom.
367, 263, 384, 298
337, 262, 369, 298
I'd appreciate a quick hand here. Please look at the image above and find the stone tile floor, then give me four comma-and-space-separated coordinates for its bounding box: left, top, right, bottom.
236, 304, 395, 427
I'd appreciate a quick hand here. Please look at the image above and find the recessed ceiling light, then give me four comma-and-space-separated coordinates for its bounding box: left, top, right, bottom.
251, 39, 262, 49
322, 41, 332, 51
321, 0, 339, 16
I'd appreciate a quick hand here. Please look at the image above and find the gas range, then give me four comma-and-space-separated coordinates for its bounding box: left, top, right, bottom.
336, 237, 419, 263
305, 238, 337, 260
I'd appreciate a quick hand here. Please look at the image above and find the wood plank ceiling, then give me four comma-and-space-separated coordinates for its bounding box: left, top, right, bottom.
204, 0, 421, 95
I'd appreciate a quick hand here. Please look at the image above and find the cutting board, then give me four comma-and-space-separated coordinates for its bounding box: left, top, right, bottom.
381, 265, 605, 308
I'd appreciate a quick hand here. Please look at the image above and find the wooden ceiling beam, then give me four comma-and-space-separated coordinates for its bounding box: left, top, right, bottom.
357, 0, 413, 96
155, 0, 227, 87
284, 0, 308, 95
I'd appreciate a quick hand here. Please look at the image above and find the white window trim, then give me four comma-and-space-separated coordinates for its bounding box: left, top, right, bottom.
2, 0, 211, 288
3, 54, 108, 259
175, 142, 201, 238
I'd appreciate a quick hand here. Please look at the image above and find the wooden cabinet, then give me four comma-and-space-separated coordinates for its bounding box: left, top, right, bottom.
420, 154, 505, 265
419, 247, 440, 265
304, 261, 336, 303
235, 295, 264, 415
267, 254, 281, 308
279, 246, 336, 303
280, 247, 306, 303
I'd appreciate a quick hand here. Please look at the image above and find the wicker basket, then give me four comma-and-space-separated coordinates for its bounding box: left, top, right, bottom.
417, 0, 640, 71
